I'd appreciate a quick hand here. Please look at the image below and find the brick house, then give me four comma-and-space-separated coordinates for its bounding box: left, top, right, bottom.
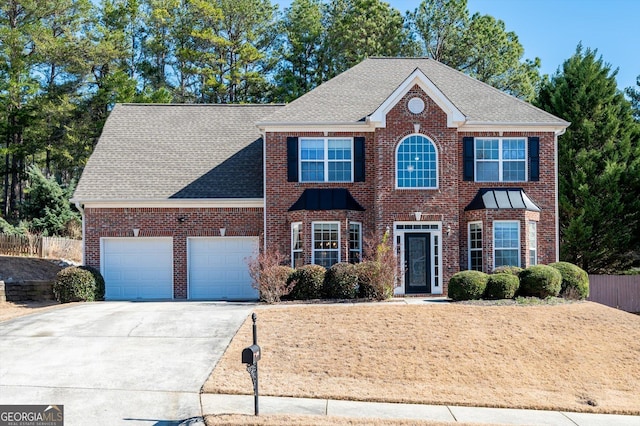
72, 58, 569, 300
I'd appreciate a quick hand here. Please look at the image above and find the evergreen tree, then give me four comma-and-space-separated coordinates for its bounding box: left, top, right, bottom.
322, 0, 416, 79
536, 45, 640, 272
275, 0, 325, 102
20, 165, 80, 236
626, 75, 640, 121
410, 0, 541, 100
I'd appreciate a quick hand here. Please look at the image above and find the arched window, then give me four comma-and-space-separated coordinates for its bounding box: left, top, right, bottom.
396, 135, 438, 189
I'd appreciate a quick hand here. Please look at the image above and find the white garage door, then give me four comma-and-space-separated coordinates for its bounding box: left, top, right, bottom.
102, 238, 173, 300
188, 237, 258, 300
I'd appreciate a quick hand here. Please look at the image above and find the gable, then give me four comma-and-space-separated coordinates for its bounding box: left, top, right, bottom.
368, 68, 465, 128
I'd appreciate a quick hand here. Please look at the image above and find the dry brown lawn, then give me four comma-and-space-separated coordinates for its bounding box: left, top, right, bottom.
204, 302, 640, 415
205, 414, 490, 426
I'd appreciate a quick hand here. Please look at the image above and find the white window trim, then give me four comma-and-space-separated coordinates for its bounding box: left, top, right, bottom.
529, 221, 538, 266
311, 221, 341, 266
474, 137, 527, 182
299, 137, 354, 183
493, 220, 521, 268
291, 222, 303, 268
468, 221, 483, 271
348, 221, 362, 263
395, 133, 439, 190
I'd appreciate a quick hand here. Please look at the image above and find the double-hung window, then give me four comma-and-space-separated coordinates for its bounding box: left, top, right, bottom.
468, 222, 483, 271
349, 222, 362, 263
494, 221, 520, 268
291, 222, 303, 267
313, 222, 340, 268
300, 138, 353, 182
528, 221, 537, 266
475, 138, 526, 182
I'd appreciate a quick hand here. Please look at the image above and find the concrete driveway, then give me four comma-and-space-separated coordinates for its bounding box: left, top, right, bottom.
0, 302, 254, 425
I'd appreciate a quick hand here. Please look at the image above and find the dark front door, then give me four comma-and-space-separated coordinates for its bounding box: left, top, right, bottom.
405, 233, 431, 294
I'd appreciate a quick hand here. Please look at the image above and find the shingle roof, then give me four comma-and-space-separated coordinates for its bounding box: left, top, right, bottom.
73, 104, 283, 201
259, 57, 568, 125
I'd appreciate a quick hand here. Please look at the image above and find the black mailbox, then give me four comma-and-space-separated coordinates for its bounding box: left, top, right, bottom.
242, 344, 261, 365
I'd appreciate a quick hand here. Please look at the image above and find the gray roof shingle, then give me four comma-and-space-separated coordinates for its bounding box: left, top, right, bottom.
73, 104, 283, 201
259, 57, 568, 125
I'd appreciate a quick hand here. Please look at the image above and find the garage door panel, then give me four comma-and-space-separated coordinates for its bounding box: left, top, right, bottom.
102, 238, 173, 300
188, 237, 258, 300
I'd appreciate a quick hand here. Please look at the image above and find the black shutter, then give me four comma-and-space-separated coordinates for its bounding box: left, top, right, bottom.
354, 137, 365, 182
463, 137, 474, 181
287, 137, 298, 182
528, 137, 540, 181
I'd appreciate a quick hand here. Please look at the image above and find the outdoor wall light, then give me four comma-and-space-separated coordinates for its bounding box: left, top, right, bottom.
177, 216, 186, 223
219, 227, 226, 237
133, 228, 140, 237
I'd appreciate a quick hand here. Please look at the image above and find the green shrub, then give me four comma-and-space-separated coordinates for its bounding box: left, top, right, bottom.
518, 265, 562, 298
492, 265, 524, 276
53, 266, 103, 303
323, 262, 359, 299
356, 260, 394, 300
79, 265, 105, 301
549, 261, 589, 299
448, 270, 489, 301
288, 264, 326, 300
484, 273, 519, 299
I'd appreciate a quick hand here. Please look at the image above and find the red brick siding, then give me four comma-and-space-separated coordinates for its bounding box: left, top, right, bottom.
83, 207, 263, 299
264, 85, 558, 296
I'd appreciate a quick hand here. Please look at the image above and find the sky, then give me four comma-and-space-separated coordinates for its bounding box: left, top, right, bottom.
277, 0, 639, 91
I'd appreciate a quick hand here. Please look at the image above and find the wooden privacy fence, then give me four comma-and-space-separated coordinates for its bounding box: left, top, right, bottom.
0, 234, 82, 262
588, 274, 640, 313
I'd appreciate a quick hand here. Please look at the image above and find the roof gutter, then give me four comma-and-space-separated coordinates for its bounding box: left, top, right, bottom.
72, 198, 264, 208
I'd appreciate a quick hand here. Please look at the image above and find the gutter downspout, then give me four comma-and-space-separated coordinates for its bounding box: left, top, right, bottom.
261, 131, 267, 254
74, 201, 85, 265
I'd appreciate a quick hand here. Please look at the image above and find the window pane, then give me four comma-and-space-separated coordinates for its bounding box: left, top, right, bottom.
503, 161, 525, 181
476, 162, 499, 181
397, 135, 437, 188
503, 139, 525, 160
494, 222, 520, 267
313, 223, 339, 268
328, 161, 351, 181
476, 139, 499, 160
300, 139, 324, 160
301, 161, 324, 181
328, 139, 352, 160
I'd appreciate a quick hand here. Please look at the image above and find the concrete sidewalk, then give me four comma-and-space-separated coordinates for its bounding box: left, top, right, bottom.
201, 394, 640, 425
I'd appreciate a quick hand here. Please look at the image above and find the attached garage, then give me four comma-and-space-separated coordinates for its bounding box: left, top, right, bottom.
101, 238, 173, 300
188, 237, 258, 300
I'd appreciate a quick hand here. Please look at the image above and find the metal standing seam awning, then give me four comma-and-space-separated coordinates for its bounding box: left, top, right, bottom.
464, 188, 541, 212
288, 188, 365, 211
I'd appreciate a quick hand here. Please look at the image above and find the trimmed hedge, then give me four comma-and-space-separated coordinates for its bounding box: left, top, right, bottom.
492, 265, 524, 276
53, 266, 105, 303
448, 270, 489, 301
79, 265, 105, 301
518, 265, 562, 298
484, 273, 519, 299
549, 261, 589, 300
323, 262, 359, 299
288, 264, 326, 300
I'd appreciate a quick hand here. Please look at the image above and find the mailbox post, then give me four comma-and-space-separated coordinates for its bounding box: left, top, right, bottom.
242, 313, 260, 415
